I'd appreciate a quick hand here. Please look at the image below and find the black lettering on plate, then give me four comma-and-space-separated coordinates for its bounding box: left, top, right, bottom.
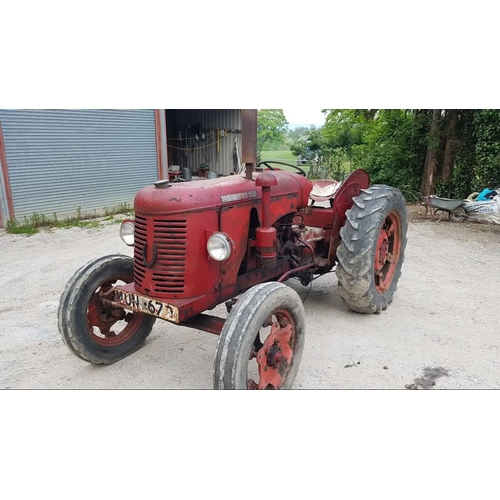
132, 295, 140, 309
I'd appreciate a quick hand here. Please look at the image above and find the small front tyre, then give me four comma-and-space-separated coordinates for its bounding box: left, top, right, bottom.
58, 255, 156, 364
213, 283, 306, 390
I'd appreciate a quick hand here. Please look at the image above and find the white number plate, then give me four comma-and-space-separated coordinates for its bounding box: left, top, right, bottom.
114, 290, 179, 323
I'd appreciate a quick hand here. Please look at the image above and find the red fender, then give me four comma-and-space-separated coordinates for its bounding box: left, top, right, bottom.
333, 169, 370, 221
328, 169, 371, 263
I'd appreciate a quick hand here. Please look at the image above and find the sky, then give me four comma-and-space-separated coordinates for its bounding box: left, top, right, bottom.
282, 108, 326, 128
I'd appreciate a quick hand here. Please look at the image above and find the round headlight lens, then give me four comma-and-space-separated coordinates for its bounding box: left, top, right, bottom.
207, 233, 232, 261
120, 221, 135, 246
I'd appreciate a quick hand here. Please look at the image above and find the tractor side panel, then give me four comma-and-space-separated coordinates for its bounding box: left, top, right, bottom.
303, 207, 334, 229
268, 192, 301, 223
220, 202, 253, 290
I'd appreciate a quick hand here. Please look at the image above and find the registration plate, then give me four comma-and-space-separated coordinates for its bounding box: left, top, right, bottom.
114, 289, 179, 323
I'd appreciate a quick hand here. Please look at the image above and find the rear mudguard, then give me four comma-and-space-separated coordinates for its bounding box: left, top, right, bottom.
328, 169, 370, 264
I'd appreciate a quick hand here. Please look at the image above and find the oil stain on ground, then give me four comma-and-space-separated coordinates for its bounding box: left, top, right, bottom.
405, 367, 449, 389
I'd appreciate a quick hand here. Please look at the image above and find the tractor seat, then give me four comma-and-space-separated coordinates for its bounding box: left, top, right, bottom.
310, 180, 340, 202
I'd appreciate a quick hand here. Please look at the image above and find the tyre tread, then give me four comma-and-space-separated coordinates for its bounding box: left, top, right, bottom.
335, 185, 408, 314
214, 282, 306, 390
58, 255, 155, 364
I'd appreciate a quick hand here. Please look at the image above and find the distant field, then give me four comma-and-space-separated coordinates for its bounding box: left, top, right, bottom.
260, 149, 353, 179
261, 150, 298, 162
260, 150, 305, 172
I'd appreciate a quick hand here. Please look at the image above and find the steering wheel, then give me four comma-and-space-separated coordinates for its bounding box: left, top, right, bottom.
257, 160, 307, 177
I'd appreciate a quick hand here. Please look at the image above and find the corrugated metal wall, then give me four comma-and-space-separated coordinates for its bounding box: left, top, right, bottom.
166, 109, 242, 176
0, 109, 158, 221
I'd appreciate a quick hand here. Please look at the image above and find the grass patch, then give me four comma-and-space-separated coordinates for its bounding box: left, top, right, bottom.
6, 202, 134, 235
260, 149, 310, 173
261, 149, 299, 163
103, 202, 134, 217
261, 149, 349, 179
58, 219, 101, 229
6, 219, 39, 235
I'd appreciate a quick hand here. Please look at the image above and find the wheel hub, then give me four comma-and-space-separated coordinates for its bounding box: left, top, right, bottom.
266, 344, 284, 368
375, 230, 389, 273
254, 322, 294, 389
86, 275, 143, 347
374, 212, 401, 294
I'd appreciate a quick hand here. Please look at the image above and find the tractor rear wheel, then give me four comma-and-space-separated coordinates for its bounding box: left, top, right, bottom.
58, 255, 156, 364
213, 283, 306, 389
336, 185, 408, 314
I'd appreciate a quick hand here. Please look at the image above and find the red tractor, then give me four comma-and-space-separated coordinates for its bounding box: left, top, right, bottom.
58, 111, 407, 389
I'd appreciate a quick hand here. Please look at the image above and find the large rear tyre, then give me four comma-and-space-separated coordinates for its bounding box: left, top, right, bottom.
58, 255, 156, 364
213, 283, 306, 389
336, 185, 408, 314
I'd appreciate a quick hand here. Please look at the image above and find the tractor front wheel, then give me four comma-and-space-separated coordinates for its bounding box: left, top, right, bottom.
58, 255, 156, 364
336, 185, 408, 314
213, 283, 306, 389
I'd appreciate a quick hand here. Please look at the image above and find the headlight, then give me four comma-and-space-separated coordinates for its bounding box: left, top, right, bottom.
120, 221, 135, 246
207, 233, 232, 261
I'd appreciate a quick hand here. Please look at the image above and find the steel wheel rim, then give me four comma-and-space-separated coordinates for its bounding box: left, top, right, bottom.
87, 274, 144, 347
247, 308, 298, 390
374, 211, 402, 294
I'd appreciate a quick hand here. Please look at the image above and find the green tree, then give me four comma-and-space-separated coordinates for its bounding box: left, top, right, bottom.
283, 109, 500, 197
350, 109, 430, 194
289, 126, 324, 176
322, 109, 377, 164
286, 125, 314, 145
421, 109, 442, 196
257, 109, 288, 161
454, 109, 500, 197
289, 126, 321, 160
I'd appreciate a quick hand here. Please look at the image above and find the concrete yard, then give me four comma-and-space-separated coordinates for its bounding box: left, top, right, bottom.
1, 208, 499, 390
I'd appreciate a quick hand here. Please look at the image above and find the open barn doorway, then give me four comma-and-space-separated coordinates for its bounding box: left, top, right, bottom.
165, 110, 242, 181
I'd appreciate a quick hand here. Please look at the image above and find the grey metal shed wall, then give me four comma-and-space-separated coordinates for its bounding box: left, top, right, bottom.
0, 109, 158, 221
168, 110, 241, 176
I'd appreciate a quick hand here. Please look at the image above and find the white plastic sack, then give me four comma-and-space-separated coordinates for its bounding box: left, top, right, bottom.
463, 197, 500, 224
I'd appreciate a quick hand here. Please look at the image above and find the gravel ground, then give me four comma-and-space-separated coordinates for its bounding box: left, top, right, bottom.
1, 208, 499, 390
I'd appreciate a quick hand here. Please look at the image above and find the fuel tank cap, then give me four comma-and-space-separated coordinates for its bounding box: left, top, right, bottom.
154, 180, 171, 188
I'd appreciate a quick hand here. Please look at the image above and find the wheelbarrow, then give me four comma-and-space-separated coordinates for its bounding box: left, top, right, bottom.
423, 196, 467, 222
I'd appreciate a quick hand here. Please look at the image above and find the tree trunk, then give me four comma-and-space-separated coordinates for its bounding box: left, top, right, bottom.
441, 109, 460, 184
421, 109, 442, 196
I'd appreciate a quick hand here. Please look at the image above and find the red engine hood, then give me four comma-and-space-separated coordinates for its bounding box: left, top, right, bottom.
135, 171, 312, 215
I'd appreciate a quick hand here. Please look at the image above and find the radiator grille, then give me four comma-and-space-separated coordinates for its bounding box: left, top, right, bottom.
133, 215, 147, 288
133, 216, 187, 294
